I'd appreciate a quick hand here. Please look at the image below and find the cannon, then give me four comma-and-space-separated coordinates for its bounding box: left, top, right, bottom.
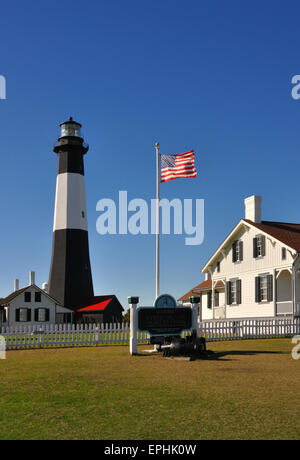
160, 330, 212, 359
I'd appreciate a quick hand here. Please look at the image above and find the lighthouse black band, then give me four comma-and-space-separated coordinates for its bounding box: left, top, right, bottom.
48, 229, 94, 308
57, 151, 85, 175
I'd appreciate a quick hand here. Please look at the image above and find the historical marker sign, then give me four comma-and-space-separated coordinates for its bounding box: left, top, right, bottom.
154, 294, 177, 308
137, 307, 192, 335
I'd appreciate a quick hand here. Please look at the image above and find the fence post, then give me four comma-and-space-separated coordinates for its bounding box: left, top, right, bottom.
0, 335, 6, 359
128, 297, 139, 355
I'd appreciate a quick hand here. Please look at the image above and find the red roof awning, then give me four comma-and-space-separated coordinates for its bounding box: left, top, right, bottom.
77, 298, 112, 312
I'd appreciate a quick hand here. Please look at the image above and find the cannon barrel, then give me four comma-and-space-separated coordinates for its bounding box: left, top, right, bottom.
161, 331, 208, 358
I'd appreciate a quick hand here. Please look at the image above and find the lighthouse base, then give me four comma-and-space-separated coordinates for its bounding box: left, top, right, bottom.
48, 228, 94, 308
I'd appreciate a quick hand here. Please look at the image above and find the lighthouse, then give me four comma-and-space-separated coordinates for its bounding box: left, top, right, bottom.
48, 117, 94, 308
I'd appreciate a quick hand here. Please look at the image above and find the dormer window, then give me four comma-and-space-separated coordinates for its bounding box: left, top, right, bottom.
232, 240, 243, 263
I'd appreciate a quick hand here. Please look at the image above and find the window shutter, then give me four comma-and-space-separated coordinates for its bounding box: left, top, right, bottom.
45, 309, 50, 322
237, 280, 242, 304
239, 241, 243, 261
232, 242, 237, 263
207, 292, 212, 308
255, 277, 261, 302
15, 309, 20, 322
35, 309, 39, 322
267, 275, 273, 302
261, 236, 266, 257
226, 281, 232, 305
27, 309, 31, 322
253, 238, 258, 258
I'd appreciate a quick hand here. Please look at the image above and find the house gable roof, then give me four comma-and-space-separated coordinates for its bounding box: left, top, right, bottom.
202, 219, 300, 273
0, 284, 60, 306
244, 220, 300, 252
178, 279, 224, 302
77, 297, 112, 312
76, 295, 124, 313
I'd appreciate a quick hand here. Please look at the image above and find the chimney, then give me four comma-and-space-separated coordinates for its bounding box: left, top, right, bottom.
29, 271, 35, 285
14, 279, 20, 292
244, 195, 262, 223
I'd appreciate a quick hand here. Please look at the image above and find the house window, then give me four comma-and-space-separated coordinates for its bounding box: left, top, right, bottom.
232, 240, 243, 263
24, 292, 31, 303
207, 290, 219, 308
35, 308, 50, 322
282, 247, 287, 260
20, 309, 28, 322
260, 275, 268, 301
35, 292, 41, 302
231, 281, 237, 304
253, 235, 266, 258
16, 308, 31, 322
226, 279, 242, 305
217, 262, 220, 273
255, 274, 273, 302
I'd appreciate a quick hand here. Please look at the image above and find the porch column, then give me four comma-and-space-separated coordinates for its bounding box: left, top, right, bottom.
273, 269, 276, 317
190, 296, 201, 335
212, 281, 215, 319
292, 265, 296, 320
224, 278, 227, 319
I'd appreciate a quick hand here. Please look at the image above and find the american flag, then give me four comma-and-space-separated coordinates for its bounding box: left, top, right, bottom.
160, 150, 197, 183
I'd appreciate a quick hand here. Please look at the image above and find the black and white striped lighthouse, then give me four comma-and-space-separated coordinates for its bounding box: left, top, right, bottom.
48, 118, 94, 308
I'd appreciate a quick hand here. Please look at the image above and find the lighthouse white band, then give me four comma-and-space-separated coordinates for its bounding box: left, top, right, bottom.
53, 173, 88, 231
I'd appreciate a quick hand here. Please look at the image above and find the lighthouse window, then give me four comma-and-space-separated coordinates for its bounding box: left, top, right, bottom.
82, 211, 85, 218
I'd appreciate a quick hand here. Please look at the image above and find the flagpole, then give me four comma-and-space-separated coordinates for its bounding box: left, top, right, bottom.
155, 142, 160, 299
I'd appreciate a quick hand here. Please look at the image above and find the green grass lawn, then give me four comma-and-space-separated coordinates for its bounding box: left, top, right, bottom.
0, 338, 299, 440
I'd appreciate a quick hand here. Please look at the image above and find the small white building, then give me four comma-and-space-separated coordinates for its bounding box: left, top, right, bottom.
0, 272, 73, 328
179, 196, 300, 320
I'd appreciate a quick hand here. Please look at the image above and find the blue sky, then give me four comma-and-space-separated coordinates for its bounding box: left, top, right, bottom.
1, 0, 300, 309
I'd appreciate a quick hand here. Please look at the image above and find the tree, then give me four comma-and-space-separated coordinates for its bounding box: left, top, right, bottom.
122, 309, 130, 324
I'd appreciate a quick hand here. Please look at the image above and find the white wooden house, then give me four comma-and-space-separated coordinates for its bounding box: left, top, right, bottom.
0, 273, 73, 328
179, 196, 300, 320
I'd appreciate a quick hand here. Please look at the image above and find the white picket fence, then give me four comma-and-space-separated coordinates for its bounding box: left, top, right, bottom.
0, 323, 148, 350
1, 317, 299, 350
198, 316, 300, 342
